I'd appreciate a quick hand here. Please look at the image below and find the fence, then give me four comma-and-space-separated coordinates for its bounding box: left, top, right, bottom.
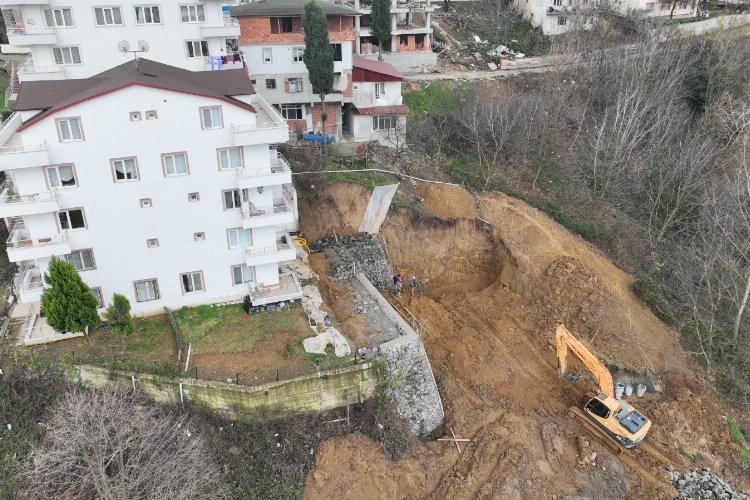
163, 307, 185, 373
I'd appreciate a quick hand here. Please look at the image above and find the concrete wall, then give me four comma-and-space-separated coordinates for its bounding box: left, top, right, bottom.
73, 362, 376, 418
674, 13, 750, 34
359, 52, 437, 73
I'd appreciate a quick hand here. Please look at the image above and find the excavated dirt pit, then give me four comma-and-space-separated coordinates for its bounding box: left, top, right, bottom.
298, 182, 750, 500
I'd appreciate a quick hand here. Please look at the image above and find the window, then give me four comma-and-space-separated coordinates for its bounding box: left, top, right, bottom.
280, 104, 303, 120
90, 287, 104, 308
53, 46, 82, 65
678, 1, 687, 7
266, 78, 276, 90
332, 43, 342, 62
218, 147, 243, 170
553, 0, 562, 5
44, 8, 74, 27
194, 232, 205, 241
373, 115, 394, 131
180, 4, 205, 22
95, 7, 123, 26
201, 106, 223, 129
111, 158, 139, 182
134, 279, 159, 302
661, 1, 670, 8
66, 249, 95, 271
262, 47, 272, 63
188, 192, 200, 202
146, 110, 158, 120
270, 16, 293, 34
232, 264, 254, 285
46, 165, 77, 188
135, 5, 161, 24
558, 16, 567, 25
162, 152, 189, 176
140, 198, 152, 208
292, 47, 304, 63
58, 208, 86, 230
227, 228, 250, 248
375, 82, 385, 99
130, 111, 142, 121
223, 189, 242, 210
181, 271, 204, 293
400, 35, 409, 46
146, 238, 159, 248
645, 2, 655, 9
287, 78, 303, 93
186, 40, 209, 58
56, 118, 83, 141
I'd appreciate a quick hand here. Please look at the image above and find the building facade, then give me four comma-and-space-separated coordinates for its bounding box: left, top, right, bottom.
0, 0, 242, 86
515, 0, 697, 34
232, 0, 359, 139
0, 60, 301, 332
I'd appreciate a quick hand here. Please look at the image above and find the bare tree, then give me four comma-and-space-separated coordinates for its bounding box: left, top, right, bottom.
22, 387, 229, 500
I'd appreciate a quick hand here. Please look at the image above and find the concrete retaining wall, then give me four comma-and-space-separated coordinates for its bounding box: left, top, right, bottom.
73, 363, 376, 419
674, 13, 750, 35
356, 272, 445, 436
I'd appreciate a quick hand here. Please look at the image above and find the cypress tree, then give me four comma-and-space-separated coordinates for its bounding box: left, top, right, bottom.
40, 256, 100, 333
303, 1, 334, 140
371, 0, 392, 61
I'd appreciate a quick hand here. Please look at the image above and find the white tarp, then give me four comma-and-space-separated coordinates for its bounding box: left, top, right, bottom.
358, 183, 400, 234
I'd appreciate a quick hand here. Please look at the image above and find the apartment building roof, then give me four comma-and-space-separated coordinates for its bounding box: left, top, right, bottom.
352, 55, 403, 82
16, 59, 256, 131
231, 0, 360, 17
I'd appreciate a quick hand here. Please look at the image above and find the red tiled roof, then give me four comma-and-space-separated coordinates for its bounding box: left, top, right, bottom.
352, 55, 403, 81
353, 104, 409, 115
16, 59, 256, 132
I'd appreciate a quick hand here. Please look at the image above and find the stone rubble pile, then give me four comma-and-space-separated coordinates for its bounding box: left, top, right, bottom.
669, 467, 749, 500
311, 234, 393, 289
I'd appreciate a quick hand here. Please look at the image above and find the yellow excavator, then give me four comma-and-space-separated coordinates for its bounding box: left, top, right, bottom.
555, 324, 651, 451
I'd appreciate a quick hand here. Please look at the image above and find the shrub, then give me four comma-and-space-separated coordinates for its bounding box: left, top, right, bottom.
40, 257, 99, 333
106, 293, 134, 335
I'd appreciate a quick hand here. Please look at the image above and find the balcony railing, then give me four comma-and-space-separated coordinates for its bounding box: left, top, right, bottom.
232, 122, 287, 133
248, 272, 303, 304
19, 59, 63, 74
204, 17, 240, 28
245, 233, 295, 258
6, 223, 67, 249
16, 263, 43, 293
236, 154, 291, 179
0, 141, 47, 155
0, 180, 57, 205
241, 199, 293, 220
5, 24, 56, 36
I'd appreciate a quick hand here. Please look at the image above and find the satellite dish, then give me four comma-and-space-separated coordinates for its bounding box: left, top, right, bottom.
138, 40, 150, 52
117, 40, 131, 53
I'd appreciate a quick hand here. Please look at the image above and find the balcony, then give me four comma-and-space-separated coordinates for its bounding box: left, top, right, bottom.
14, 263, 43, 303
7, 26, 57, 46
236, 154, 292, 190
18, 59, 64, 81
241, 200, 295, 229
232, 95, 289, 146
0, 141, 50, 170
245, 232, 297, 267
0, 0, 51, 5
248, 272, 303, 306
6, 223, 70, 263
200, 18, 240, 38
0, 180, 59, 218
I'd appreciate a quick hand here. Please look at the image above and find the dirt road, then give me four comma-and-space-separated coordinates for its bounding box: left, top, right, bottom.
298, 182, 750, 499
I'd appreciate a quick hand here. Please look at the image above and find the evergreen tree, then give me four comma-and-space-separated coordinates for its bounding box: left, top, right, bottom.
40, 257, 99, 333
106, 293, 134, 335
371, 0, 392, 61
303, 1, 334, 140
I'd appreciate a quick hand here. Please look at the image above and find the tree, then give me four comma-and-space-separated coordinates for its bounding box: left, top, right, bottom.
106, 293, 134, 335
22, 387, 230, 499
303, 1, 334, 141
40, 257, 99, 333
371, 0, 392, 62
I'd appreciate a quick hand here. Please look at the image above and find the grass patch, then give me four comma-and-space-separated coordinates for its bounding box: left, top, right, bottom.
329, 169, 391, 187
403, 80, 472, 117
726, 415, 750, 468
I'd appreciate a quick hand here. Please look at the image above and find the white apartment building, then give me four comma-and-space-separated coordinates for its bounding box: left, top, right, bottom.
0, 0, 242, 87
0, 59, 302, 331
344, 55, 407, 144
515, 0, 697, 34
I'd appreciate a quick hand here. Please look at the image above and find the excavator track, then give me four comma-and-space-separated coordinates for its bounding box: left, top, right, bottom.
567, 406, 625, 455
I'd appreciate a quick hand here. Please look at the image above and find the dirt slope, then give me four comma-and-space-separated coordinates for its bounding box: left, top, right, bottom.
299, 182, 750, 499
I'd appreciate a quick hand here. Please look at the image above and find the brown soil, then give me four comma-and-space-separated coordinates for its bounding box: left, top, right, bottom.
299, 182, 750, 499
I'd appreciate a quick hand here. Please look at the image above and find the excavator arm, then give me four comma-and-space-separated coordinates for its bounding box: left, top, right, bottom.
555, 324, 615, 399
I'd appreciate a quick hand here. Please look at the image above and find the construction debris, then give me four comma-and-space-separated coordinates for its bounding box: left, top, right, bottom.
669, 467, 749, 500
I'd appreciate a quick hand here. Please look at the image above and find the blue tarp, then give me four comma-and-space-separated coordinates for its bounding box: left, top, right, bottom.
301, 133, 336, 143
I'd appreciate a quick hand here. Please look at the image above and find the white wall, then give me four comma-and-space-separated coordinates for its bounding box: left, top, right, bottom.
350, 114, 406, 144
351, 80, 402, 108
11, 1, 236, 80
9, 85, 291, 314
241, 41, 353, 75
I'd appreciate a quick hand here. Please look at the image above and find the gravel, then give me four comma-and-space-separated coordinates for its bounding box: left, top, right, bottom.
669, 467, 749, 499
311, 234, 393, 289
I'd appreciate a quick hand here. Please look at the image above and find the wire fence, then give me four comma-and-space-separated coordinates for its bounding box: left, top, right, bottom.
163, 307, 185, 374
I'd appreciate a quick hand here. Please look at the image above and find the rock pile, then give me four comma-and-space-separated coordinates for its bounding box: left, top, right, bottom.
312, 234, 393, 289
669, 467, 749, 499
